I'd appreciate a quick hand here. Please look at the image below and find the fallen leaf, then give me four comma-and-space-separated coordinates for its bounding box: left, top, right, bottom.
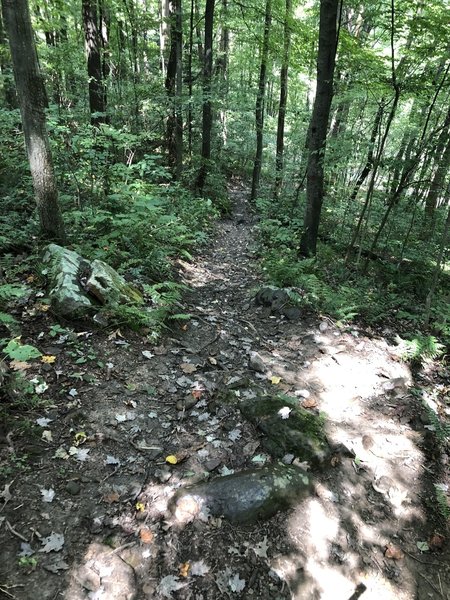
142, 351, 154, 360
40, 488, 55, 503
251, 454, 268, 464
54, 447, 69, 460
44, 559, 69, 573
208, 357, 217, 365
166, 455, 178, 465
36, 417, 53, 427
179, 562, 190, 577
180, 362, 197, 374
35, 382, 49, 395
228, 428, 241, 442
105, 455, 121, 466
139, 528, 154, 544
41, 355, 56, 364
416, 541, 429, 552
252, 536, 269, 558
191, 560, 210, 577
157, 575, 188, 598
42, 430, 53, 443
429, 533, 445, 550
69, 447, 90, 462
39, 532, 65, 553
10, 360, 32, 371
18, 542, 35, 557
229, 573, 246, 593
166, 451, 189, 465
1, 482, 13, 503
270, 375, 281, 385
278, 407, 291, 419
302, 397, 318, 409
103, 491, 120, 504
191, 389, 203, 399
384, 543, 404, 560
135, 502, 145, 512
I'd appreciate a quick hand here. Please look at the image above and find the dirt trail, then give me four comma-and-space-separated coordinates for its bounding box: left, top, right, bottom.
1, 179, 449, 600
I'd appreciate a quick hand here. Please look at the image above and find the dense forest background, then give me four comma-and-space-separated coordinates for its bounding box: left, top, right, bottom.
1, 0, 449, 352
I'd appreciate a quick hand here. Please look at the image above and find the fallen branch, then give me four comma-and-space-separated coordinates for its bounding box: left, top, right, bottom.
5, 520, 28, 543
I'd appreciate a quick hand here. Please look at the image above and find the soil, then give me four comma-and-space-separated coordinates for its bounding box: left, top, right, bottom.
1, 178, 449, 600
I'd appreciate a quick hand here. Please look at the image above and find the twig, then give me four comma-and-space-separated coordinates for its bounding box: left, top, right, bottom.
403, 549, 446, 567
0, 585, 18, 599
101, 467, 121, 482
108, 541, 135, 556
5, 520, 28, 543
418, 572, 444, 597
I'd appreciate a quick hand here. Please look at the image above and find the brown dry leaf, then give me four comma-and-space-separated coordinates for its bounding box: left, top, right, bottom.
208, 357, 217, 365
181, 324, 188, 331
302, 397, 318, 409
10, 360, 32, 371
180, 362, 197, 374
191, 389, 203, 400
108, 329, 123, 340
330, 455, 341, 467
429, 533, 445, 550
179, 562, 190, 578
384, 543, 404, 560
103, 491, 120, 504
36, 303, 50, 312
139, 528, 154, 544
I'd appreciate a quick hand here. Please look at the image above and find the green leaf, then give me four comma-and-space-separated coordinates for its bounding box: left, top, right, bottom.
2, 339, 42, 361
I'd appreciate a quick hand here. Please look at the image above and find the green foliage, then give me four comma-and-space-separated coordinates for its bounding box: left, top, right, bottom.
434, 485, 450, 522
401, 335, 445, 364
2, 338, 42, 361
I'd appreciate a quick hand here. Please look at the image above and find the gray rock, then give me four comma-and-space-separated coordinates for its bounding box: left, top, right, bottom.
65, 481, 81, 495
87, 260, 143, 305
43, 244, 93, 317
248, 351, 266, 373
170, 463, 312, 524
239, 395, 329, 469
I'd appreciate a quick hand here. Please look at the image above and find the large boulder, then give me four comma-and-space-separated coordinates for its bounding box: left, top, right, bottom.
170, 463, 312, 525
42, 244, 143, 319
239, 394, 329, 469
42, 244, 93, 317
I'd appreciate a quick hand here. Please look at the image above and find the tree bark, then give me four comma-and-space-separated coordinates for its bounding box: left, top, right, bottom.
273, 0, 292, 198
250, 0, 271, 202
196, 0, 215, 194
299, 0, 339, 256
82, 0, 107, 125
1, 0, 66, 243
165, 0, 183, 177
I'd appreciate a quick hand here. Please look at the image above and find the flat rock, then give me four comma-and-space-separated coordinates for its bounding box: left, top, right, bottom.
170, 463, 312, 524
239, 395, 329, 469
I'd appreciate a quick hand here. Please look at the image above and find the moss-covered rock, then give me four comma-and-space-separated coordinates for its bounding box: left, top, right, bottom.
170, 463, 312, 524
87, 260, 143, 305
239, 394, 329, 469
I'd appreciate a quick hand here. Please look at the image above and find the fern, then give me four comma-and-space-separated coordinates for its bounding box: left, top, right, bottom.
434, 485, 450, 521
401, 335, 445, 363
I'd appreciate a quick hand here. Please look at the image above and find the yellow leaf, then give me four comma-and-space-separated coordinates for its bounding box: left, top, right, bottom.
135, 502, 145, 512
179, 562, 190, 578
270, 376, 281, 385
166, 455, 178, 465
42, 355, 57, 364
74, 431, 86, 446
36, 303, 50, 312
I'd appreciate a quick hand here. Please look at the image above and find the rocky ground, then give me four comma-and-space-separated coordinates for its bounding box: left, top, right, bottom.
0, 178, 449, 600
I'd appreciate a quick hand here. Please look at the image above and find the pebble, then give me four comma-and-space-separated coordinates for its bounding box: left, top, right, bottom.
66, 481, 81, 495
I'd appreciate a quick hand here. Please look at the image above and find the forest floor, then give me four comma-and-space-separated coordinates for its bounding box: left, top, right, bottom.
0, 178, 449, 600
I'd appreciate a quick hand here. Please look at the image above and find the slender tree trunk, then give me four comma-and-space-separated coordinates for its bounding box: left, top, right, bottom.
299, 0, 339, 256
250, 0, 271, 202
82, 0, 107, 125
187, 0, 194, 156
165, 0, 183, 177
0, 9, 16, 107
160, 0, 170, 77
422, 105, 450, 238
424, 202, 450, 325
274, 0, 292, 198
196, 0, 215, 194
1, 0, 66, 242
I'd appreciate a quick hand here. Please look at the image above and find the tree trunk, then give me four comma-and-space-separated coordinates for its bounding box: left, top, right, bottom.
250, 0, 271, 202
165, 0, 183, 177
299, 0, 339, 256
82, 0, 107, 125
196, 0, 215, 194
187, 0, 194, 156
0, 9, 16, 107
273, 0, 292, 198
1, 0, 66, 243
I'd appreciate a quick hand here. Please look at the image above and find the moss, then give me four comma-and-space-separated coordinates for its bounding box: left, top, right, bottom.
240, 394, 329, 469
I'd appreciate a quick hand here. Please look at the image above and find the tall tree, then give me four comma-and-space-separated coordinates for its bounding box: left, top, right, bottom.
82, 0, 107, 125
300, 0, 340, 256
196, 0, 215, 194
1, 0, 66, 242
250, 0, 271, 202
165, 0, 183, 176
274, 0, 292, 198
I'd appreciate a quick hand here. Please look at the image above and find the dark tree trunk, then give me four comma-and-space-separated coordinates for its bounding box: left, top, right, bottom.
250, 0, 271, 202
274, 0, 292, 198
187, 0, 194, 156
165, 0, 183, 177
196, 0, 215, 194
82, 0, 107, 125
299, 0, 339, 256
1, 0, 66, 242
